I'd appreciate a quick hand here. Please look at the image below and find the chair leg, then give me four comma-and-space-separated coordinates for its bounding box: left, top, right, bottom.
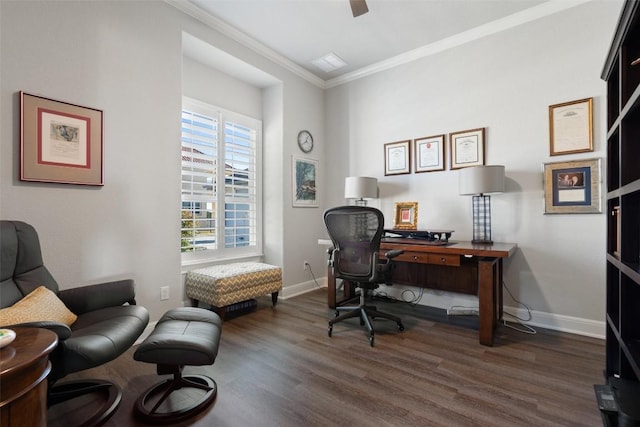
366, 308, 402, 324
368, 308, 404, 332
329, 307, 361, 326
271, 291, 279, 306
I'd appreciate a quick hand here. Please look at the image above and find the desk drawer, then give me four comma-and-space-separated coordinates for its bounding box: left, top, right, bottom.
393, 251, 460, 267
394, 251, 428, 264
427, 253, 460, 266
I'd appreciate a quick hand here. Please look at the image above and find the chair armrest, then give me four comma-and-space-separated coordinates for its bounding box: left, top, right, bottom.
58, 279, 137, 315
326, 247, 337, 266
5, 321, 71, 340
385, 249, 404, 259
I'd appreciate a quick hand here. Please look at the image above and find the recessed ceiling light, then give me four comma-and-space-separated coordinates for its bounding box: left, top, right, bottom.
311, 52, 347, 73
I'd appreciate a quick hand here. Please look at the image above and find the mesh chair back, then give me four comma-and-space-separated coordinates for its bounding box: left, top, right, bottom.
323, 206, 384, 282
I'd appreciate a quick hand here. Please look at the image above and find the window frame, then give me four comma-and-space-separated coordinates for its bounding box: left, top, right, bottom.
181, 96, 263, 265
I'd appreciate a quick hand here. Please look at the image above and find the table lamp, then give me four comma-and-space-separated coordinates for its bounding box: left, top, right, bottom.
344, 177, 377, 206
458, 165, 505, 244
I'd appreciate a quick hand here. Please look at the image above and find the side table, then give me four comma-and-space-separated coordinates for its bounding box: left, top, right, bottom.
0, 327, 58, 427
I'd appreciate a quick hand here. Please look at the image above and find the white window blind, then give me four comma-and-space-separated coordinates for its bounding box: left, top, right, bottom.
181, 97, 261, 261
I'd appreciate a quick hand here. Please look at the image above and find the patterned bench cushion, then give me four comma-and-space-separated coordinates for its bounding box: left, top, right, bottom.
185, 262, 282, 307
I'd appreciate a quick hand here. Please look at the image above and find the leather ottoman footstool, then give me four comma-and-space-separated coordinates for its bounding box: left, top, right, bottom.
133, 307, 222, 424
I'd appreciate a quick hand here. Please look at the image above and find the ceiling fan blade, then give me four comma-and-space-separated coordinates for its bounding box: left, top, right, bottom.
349, 0, 369, 18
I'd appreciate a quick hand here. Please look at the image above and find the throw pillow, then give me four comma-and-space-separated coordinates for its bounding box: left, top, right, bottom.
0, 286, 77, 327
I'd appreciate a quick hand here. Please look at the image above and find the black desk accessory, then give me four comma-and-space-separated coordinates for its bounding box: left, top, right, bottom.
384, 229, 454, 243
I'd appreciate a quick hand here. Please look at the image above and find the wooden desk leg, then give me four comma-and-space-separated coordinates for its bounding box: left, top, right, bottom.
478, 258, 501, 346
327, 266, 355, 309
328, 265, 336, 309
497, 258, 504, 321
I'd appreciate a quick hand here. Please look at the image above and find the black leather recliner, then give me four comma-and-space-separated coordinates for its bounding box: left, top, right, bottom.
0, 220, 150, 425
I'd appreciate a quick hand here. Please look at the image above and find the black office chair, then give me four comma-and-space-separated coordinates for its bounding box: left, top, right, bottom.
323, 206, 404, 346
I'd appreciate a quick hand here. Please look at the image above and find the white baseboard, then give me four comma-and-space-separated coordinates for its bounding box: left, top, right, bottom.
504, 306, 605, 340
280, 278, 327, 299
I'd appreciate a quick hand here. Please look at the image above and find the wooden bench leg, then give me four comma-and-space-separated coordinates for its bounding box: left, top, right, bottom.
190, 298, 199, 308
209, 305, 225, 321
271, 292, 279, 307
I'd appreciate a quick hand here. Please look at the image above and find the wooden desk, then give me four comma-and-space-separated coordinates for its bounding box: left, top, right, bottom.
0, 327, 58, 427
327, 239, 517, 346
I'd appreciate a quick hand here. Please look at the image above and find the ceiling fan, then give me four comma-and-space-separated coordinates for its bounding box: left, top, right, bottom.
349, 0, 369, 17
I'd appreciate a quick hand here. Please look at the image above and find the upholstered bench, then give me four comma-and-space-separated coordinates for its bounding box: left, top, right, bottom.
185, 262, 282, 319
133, 307, 222, 423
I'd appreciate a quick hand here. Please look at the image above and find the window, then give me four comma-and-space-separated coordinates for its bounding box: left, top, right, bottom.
181, 97, 261, 262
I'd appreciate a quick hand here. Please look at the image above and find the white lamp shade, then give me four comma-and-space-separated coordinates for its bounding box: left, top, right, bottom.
459, 165, 505, 195
344, 176, 378, 199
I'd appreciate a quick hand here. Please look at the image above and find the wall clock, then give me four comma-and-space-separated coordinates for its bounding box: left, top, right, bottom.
297, 130, 314, 153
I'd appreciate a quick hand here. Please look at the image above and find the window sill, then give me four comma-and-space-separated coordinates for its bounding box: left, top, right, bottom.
181, 252, 264, 273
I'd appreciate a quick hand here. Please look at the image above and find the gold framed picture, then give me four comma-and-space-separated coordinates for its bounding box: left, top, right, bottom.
549, 97, 593, 156
393, 202, 418, 230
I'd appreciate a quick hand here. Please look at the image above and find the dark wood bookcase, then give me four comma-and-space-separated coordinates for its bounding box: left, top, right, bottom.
601, 0, 640, 422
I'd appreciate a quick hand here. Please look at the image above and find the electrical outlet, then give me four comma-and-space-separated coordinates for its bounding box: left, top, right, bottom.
303, 261, 310, 270
160, 286, 169, 301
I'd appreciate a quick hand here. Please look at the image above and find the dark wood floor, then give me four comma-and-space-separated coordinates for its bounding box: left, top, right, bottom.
49, 289, 605, 427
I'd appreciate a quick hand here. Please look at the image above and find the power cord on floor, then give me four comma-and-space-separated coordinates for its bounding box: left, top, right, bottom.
373, 281, 536, 336
305, 263, 323, 289
373, 286, 425, 305
502, 280, 536, 335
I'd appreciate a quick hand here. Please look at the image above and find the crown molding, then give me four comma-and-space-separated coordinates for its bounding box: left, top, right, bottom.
166, 0, 326, 89
325, 0, 592, 88
168, 0, 591, 90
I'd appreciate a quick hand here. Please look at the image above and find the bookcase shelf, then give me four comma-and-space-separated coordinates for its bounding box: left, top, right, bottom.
602, 0, 640, 406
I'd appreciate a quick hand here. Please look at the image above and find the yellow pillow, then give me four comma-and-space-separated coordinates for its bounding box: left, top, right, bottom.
0, 286, 77, 327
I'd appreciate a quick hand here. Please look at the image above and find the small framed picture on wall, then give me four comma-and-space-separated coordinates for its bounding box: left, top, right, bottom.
543, 158, 601, 214
292, 156, 318, 208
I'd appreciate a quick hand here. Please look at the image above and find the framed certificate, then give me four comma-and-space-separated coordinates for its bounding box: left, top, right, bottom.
384, 140, 411, 175
414, 134, 445, 173
449, 128, 485, 169
549, 98, 593, 156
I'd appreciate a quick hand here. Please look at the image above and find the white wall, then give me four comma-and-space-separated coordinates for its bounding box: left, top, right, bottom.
182, 57, 263, 119
0, 0, 624, 336
0, 1, 326, 323
325, 0, 622, 336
